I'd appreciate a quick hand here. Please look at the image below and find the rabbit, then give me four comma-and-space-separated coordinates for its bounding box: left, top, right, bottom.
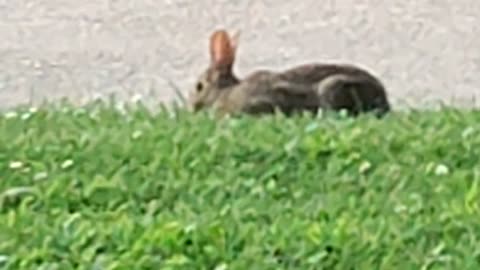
188, 29, 391, 117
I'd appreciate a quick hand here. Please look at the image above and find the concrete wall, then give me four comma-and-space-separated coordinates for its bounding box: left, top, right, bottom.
0, 0, 479, 109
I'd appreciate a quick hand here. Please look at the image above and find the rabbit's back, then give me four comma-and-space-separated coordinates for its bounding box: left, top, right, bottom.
276, 63, 390, 116
278, 63, 383, 86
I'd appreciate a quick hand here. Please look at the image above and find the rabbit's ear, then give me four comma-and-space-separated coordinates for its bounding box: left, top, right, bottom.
209, 30, 236, 70
230, 30, 241, 51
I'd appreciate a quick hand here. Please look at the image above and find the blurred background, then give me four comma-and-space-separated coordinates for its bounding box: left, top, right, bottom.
0, 0, 478, 110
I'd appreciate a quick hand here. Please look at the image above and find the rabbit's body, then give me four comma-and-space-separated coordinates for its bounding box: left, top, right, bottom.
189, 29, 391, 117
211, 70, 322, 115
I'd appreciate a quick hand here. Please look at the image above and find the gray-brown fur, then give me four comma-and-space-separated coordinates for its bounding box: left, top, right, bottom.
278, 63, 391, 116
188, 29, 391, 117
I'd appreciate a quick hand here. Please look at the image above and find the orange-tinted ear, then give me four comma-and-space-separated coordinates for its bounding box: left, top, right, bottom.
209, 30, 238, 70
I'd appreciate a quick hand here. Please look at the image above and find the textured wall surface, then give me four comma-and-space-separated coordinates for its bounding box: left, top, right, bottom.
0, 0, 479, 109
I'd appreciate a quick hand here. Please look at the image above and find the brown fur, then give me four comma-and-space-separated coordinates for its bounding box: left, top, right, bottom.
188, 29, 391, 117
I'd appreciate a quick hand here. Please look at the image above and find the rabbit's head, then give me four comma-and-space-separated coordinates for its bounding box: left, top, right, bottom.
188, 29, 241, 111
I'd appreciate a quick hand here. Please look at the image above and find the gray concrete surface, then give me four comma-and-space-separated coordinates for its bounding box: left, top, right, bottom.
0, 0, 479, 110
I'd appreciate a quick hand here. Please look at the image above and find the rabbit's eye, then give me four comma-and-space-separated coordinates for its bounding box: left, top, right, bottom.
196, 82, 203, 92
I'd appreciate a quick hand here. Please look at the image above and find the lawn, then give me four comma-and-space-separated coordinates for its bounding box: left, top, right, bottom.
0, 103, 479, 269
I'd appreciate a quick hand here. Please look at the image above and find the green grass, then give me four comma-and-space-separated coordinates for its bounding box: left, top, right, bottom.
1, 103, 480, 269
